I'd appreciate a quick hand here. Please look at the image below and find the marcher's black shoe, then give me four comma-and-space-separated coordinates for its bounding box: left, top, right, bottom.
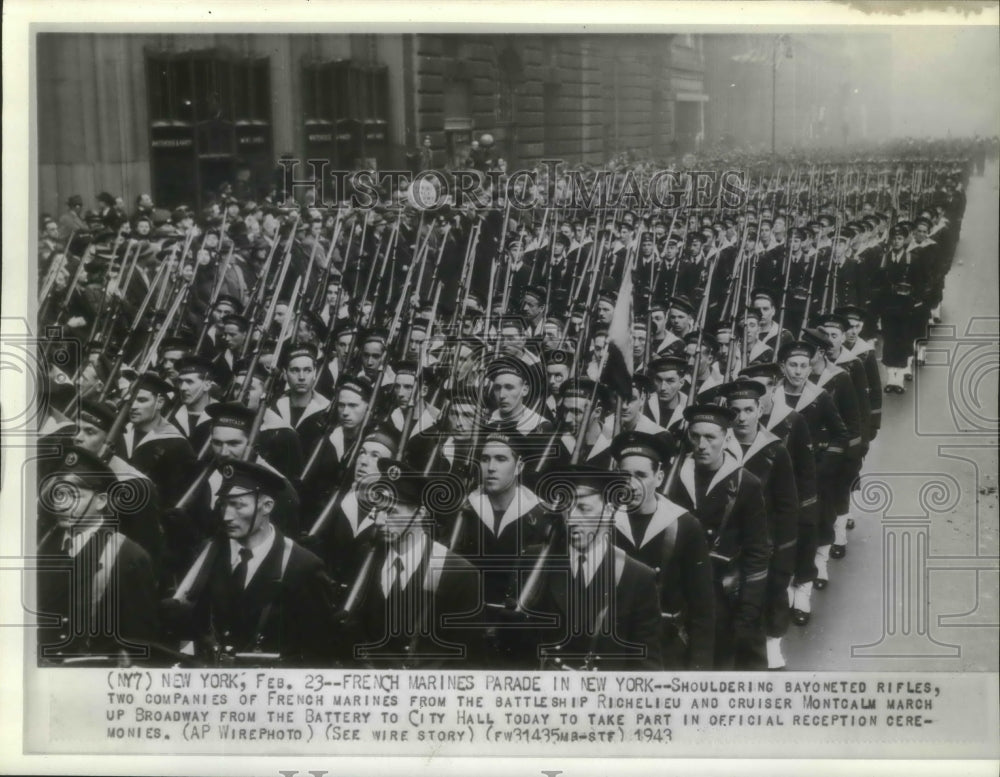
904, 372, 913, 382
830, 544, 847, 560
814, 577, 828, 591
791, 608, 811, 626
846, 518, 855, 530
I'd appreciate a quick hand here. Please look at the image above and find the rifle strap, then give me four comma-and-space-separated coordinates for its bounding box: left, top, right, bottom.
711, 469, 743, 555
660, 516, 680, 569
250, 536, 294, 649
90, 531, 126, 618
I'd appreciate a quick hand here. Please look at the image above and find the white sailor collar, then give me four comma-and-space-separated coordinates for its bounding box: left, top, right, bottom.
613, 495, 688, 549
767, 379, 824, 429
174, 404, 212, 434
908, 237, 937, 250
107, 455, 151, 482
748, 338, 772, 362
678, 451, 742, 507
647, 392, 686, 428
846, 337, 874, 357
327, 425, 348, 458
813, 361, 846, 389
833, 348, 860, 367
487, 406, 546, 434
259, 406, 292, 432
39, 415, 76, 437
725, 425, 780, 465
697, 370, 723, 398
655, 330, 681, 354
390, 406, 438, 438
466, 485, 540, 538
122, 419, 187, 457
339, 488, 376, 537
274, 392, 330, 428
588, 413, 667, 460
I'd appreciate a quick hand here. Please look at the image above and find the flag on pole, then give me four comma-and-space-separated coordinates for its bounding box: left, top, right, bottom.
600, 259, 634, 401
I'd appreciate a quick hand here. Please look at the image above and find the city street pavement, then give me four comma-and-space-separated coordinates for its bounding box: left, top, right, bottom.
784, 162, 1000, 672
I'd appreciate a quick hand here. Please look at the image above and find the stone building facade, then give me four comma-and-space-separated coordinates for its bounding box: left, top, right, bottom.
36, 32, 711, 214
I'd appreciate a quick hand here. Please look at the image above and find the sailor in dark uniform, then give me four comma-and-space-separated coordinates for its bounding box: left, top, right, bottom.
664, 294, 698, 353
203, 401, 301, 537
269, 342, 331, 459
905, 215, 940, 370
212, 313, 251, 388
520, 284, 549, 339
837, 304, 883, 441
37, 446, 159, 663
157, 336, 194, 382
505, 237, 533, 310
305, 427, 399, 599
772, 340, 848, 620
873, 223, 930, 392
665, 404, 771, 670
751, 287, 794, 354
785, 233, 826, 338
519, 465, 664, 671
301, 374, 375, 523
644, 355, 689, 434
609, 431, 715, 670
753, 222, 792, 294
315, 321, 357, 399
720, 379, 799, 670
655, 237, 688, 305
449, 428, 555, 664
684, 331, 724, 400
826, 231, 870, 310
349, 458, 481, 668
647, 300, 671, 354
451, 428, 552, 593
230, 359, 304, 483
71, 399, 165, 579
542, 347, 572, 422
160, 459, 336, 666
814, 314, 873, 553
802, 326, 863, 569
739, 307, 775, 366
485, 355, 551, 435
171, 354, 217, 455
587, 373, 672, 466
740, 361, 818, 627
120, 371, 198, 515
554, 377, 609, 465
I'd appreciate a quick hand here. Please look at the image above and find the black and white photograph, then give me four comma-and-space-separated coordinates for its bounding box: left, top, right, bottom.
2, 1, 998, 773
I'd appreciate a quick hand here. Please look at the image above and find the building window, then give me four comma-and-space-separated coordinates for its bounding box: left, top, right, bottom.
302, 59, 390, 170
233, 58, 271, 123
145, 48, 273, 207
